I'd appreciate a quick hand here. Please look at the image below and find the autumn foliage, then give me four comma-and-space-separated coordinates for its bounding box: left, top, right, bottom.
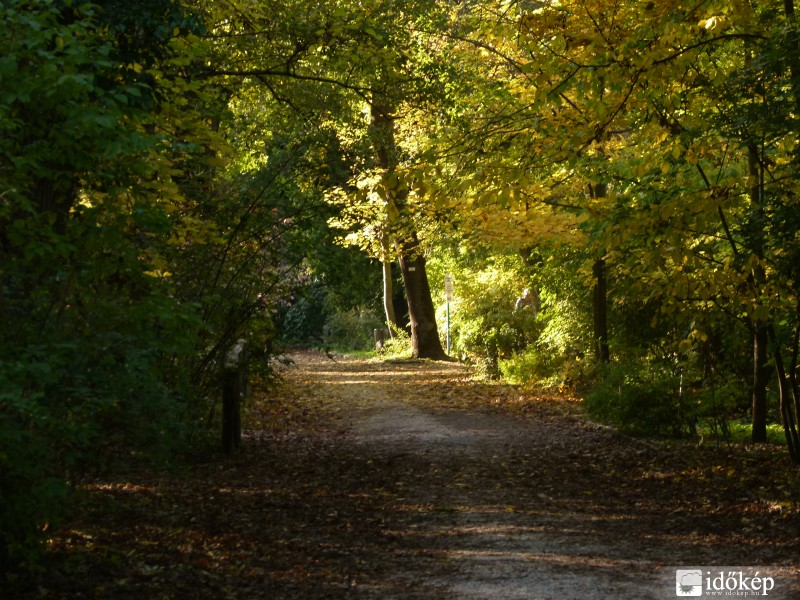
3, 0, 800, 582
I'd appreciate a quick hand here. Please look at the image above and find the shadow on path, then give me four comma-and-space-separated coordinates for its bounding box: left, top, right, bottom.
27, 351, 800, 599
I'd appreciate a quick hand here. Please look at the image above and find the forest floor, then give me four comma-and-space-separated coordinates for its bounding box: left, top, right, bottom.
18, 350, 800, 599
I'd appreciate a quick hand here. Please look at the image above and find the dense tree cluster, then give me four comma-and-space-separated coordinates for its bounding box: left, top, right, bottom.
2, 0, 800, 573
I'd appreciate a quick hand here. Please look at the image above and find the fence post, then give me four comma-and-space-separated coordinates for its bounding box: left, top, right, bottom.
222, 339, 247, 455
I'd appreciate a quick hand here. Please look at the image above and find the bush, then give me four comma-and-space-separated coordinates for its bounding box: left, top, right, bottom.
586, 360, 690, 437
0, 365, 67, 572
0, 335, 191, 572
323, 308, 385, 351
499, 347, 545, 385
691, 375, 750, 440
499, 343, 591, 389
428, 252, 535, 377
278, 283, 330, 345
380, 327, 413, 358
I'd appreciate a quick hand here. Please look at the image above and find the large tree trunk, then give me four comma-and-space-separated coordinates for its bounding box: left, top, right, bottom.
396, 234, 448, 360
370, 99, 447, 360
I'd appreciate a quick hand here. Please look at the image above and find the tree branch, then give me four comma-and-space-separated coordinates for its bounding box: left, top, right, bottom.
204, 67, 377, 105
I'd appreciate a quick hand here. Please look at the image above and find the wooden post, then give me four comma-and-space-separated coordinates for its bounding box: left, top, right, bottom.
222, 339, 246, 455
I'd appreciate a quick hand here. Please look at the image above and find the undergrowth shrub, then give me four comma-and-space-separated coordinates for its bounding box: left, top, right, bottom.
323, 308, 384, 351
379, 327, 413, 358
499, 347, 547, 385
0, 333, 192, 573
691, 375, 750, 440
279, 282, 330, 345
0, 364, 67, 573
429, 253, 534, 377
586, 359, 690, 436
499, 343, 591, 389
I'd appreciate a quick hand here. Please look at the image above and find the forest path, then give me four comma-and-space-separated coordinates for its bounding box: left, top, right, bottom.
36, 351, 800, 599
242, 351, 798, 599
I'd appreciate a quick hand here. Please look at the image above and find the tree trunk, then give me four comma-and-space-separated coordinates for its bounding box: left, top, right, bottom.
592, 257, 610, 364
589, 183, 610, 364
767, 325, 800, 462
396, 235, 448, 360
775, 0, 800, 461
370, 99, 447, 360
745, 139, 772, 443
381, 234, 398, 337
752, 324, 770, 443
397, 247, 446, 359
784, 0, 800, 114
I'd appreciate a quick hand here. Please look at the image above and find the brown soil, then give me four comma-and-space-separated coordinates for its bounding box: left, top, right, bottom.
18, 350, 800, 599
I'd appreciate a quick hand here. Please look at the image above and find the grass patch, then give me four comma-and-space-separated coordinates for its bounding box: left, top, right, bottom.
697, 420, 787, 445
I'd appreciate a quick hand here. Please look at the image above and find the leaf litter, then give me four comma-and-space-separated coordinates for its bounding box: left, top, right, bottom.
18, 350, 800, 599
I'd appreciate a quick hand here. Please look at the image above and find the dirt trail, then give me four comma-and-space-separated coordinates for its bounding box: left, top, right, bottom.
255, 351, 798, 599
30, 350, 800, 599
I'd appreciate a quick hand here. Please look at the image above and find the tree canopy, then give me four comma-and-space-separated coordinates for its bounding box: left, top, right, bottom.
3, 0, 800, 574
